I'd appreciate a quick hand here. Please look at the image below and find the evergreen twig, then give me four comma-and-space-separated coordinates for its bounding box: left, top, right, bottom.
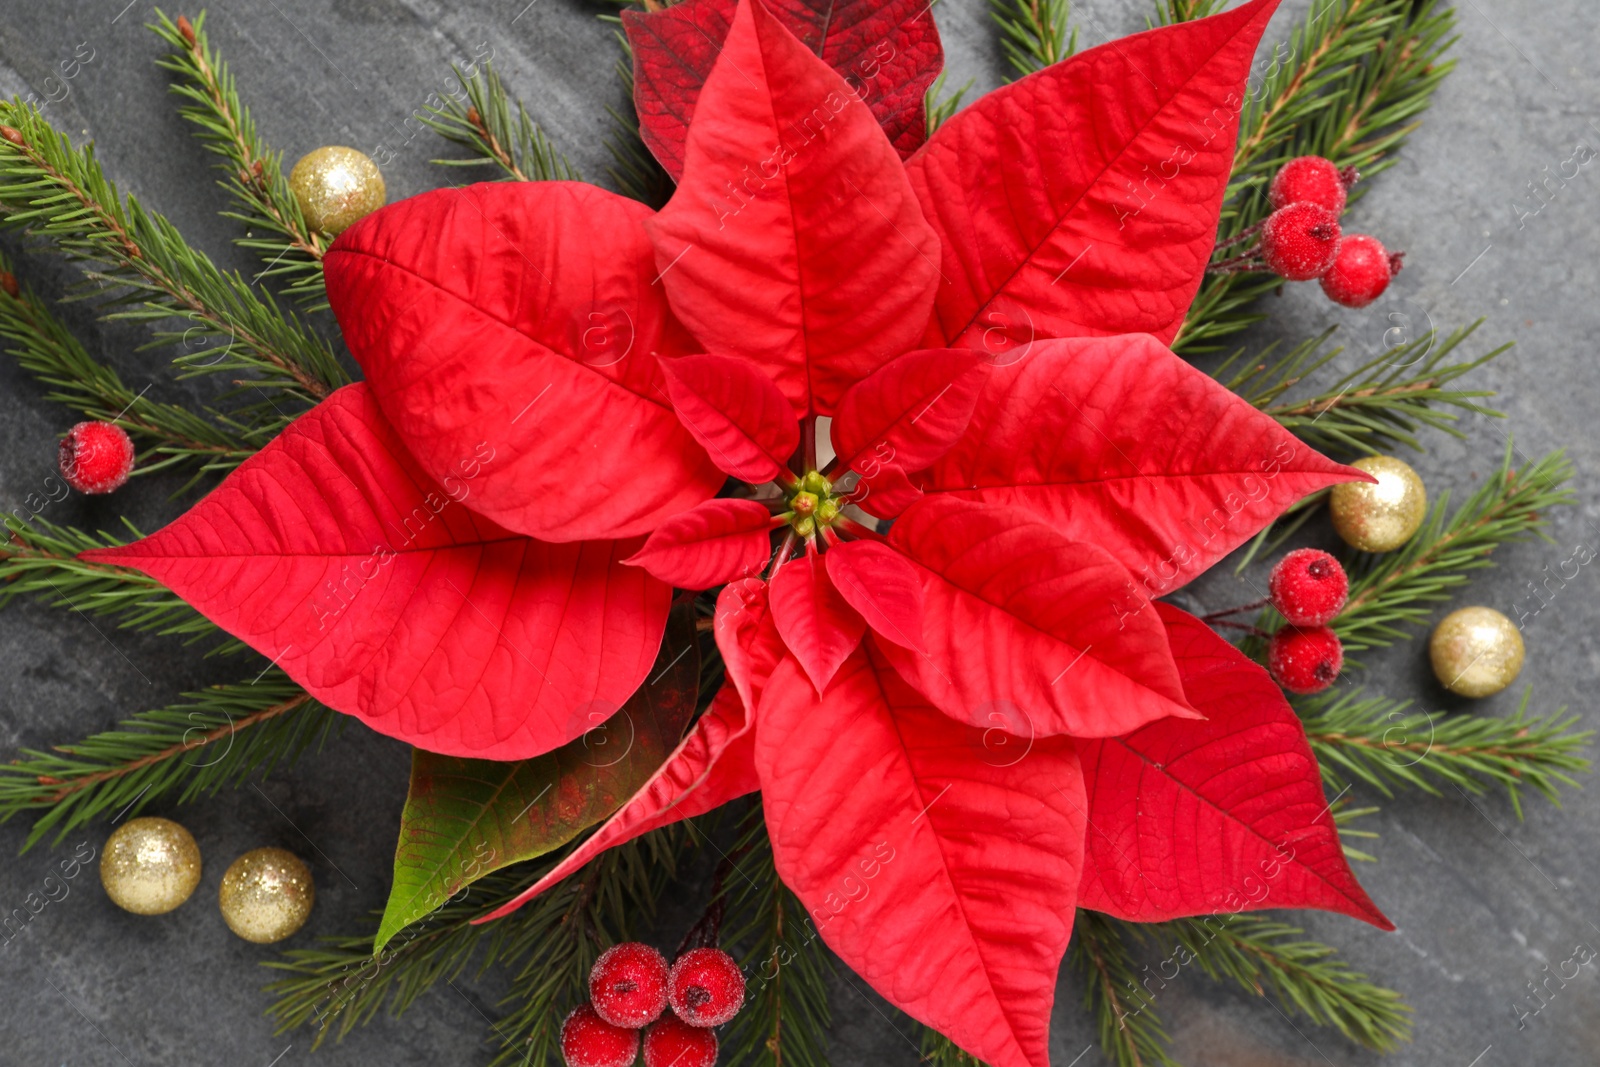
925, 73, 973, 135
0, 252, 260, 481
1176, 0, 1458, 351
0, 98, 344, 411
720, 806, 833, 1067
1073, 910, 1177, 1067
1135, 914, 1412, 1051
0, 517, 225, 645
603, 30, 675, 207
151, 11, 330, 309
419, 62, 578, 183
1302, 687, 1591, 818
0, 672, 336, 849
1334, 444, 1573, 651
990, 0, 1078, 80
919, 1029, 986, 1067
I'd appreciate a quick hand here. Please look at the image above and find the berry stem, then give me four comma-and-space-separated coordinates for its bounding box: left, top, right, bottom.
1200, 596, 1270, 621
1209, 619, 1274, 639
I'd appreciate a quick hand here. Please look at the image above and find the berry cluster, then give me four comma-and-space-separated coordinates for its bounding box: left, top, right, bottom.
1219, 156, 1405, 308
1266, 548, 1349, 695
561, 943, 746, 1067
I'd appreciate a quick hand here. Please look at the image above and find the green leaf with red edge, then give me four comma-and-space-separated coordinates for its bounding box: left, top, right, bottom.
373, 603, 700, 952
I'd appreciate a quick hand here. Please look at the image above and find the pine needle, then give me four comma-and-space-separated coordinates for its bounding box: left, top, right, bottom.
419, 62, 578, 183
1073, 911, 1178, 1067
0, 672, 337, 850
1302, 687, 1591, 818
989, 0, 1078, 80
925, 72, 974, 135
0, 97, 344, 411
150, 11, 330, 309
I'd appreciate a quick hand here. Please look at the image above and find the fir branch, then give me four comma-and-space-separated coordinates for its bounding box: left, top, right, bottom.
1073, 910, 1177, 1067
0, 672, 337, 850
1302, 687, 1591, 817
1138, 914, 1411, 1051
0, 517, 224, 645
1176, 0, 1457, 351
150, 11, 329, 308
0, 252, 260, 478
1335, 444, 1573, 651
925, 73, 973, 135
990, 0, 1077, 80
1219, 323, 1504, 457
0, 99, 344, 408
721, 808, 832, 1067
603, 29, 675, 207
920, 1029, 986, 1067
419, 62, 578, 183
265, 831, 682, 1058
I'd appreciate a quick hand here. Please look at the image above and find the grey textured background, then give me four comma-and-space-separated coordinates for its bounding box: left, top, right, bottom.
0, 0, 1596, 1064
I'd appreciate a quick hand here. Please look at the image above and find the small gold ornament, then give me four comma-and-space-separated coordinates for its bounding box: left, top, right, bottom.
1430, 606, 1525, 698
99, 816, 202, 915
218, 847, 315, 943
1329, 455, 1427, 553
288, 146, 385, 235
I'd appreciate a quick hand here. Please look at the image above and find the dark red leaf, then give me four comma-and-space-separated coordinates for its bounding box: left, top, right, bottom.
624, 0, 943, 179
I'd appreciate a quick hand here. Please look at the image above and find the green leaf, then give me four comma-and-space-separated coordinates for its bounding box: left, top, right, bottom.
373, 602, 700, 952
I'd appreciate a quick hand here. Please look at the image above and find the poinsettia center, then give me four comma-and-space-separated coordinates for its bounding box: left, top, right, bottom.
783, 470, 840, 536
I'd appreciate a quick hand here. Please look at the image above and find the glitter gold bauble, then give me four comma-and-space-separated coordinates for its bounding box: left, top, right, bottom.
1430, 606, 1525, 698
1329, 455, 1427, 553
99, 816, 201, 915
218, 847, 315, 943
288, 146, 385, 236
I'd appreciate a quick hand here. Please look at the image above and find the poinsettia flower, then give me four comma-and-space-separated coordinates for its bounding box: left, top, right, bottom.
84, 0, 1396, 1062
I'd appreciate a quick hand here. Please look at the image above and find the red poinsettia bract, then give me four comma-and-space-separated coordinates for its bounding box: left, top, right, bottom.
85, 0, 1395, 1063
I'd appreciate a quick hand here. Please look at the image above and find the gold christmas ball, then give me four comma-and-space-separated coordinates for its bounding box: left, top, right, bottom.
288, 146, 385, 236
1430, 606, 1525, 698
99, 816, 202, 915
218, 847, 315, 943
1329, 455, 1427, 553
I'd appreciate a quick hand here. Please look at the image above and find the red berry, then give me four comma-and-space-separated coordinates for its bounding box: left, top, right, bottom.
1320, 234, 1404, 308
1260, 203, 1342, 281
668, 947, 745, 1027
58, 421, 134, 495
1268, 548, 1349, 627
560, 1004, 639, 1067
643, 1015, 719, 1067
1268, 625, 1344, 695
589, 941, 670, 1028
1268, 156, 1356, 214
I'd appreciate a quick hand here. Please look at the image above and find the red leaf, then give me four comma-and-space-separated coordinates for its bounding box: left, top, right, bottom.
625, 498, 775, 589
920, 336, 1368, 596
82, 386, 670, 760
851, 463, 923, 519
645, 0, 940, 416
1078, 603, 1392, 929
478, 682, 758, 923
714, 577, 787, 712
324, 180, 723, 543
624, 0, 943, 179
768, 552, 865, 692
830, 348, 987, 473
659, 353, 799, 483
757, 649, 1084, 1067
824, 539, 926, 652
879, 496, 1197, 738
907, 0, 1283, 348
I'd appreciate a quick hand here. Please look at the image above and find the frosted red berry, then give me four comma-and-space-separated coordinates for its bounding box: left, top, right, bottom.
1268, 625, 1344, 695
589, 941, 670, 1028
58, 420, 134, 495
1260, 203, 1342, 281
643, 1015, 719, 1067
560, 1004, 640, 1067
1320, 234, 1404, 308
1268, 156, 1355, 214
1269, 548, 1349, 627
668, 947, 745, 1027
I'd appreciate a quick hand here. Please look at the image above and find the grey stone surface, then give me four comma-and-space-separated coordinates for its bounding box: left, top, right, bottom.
0, 0, 1595, 1064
